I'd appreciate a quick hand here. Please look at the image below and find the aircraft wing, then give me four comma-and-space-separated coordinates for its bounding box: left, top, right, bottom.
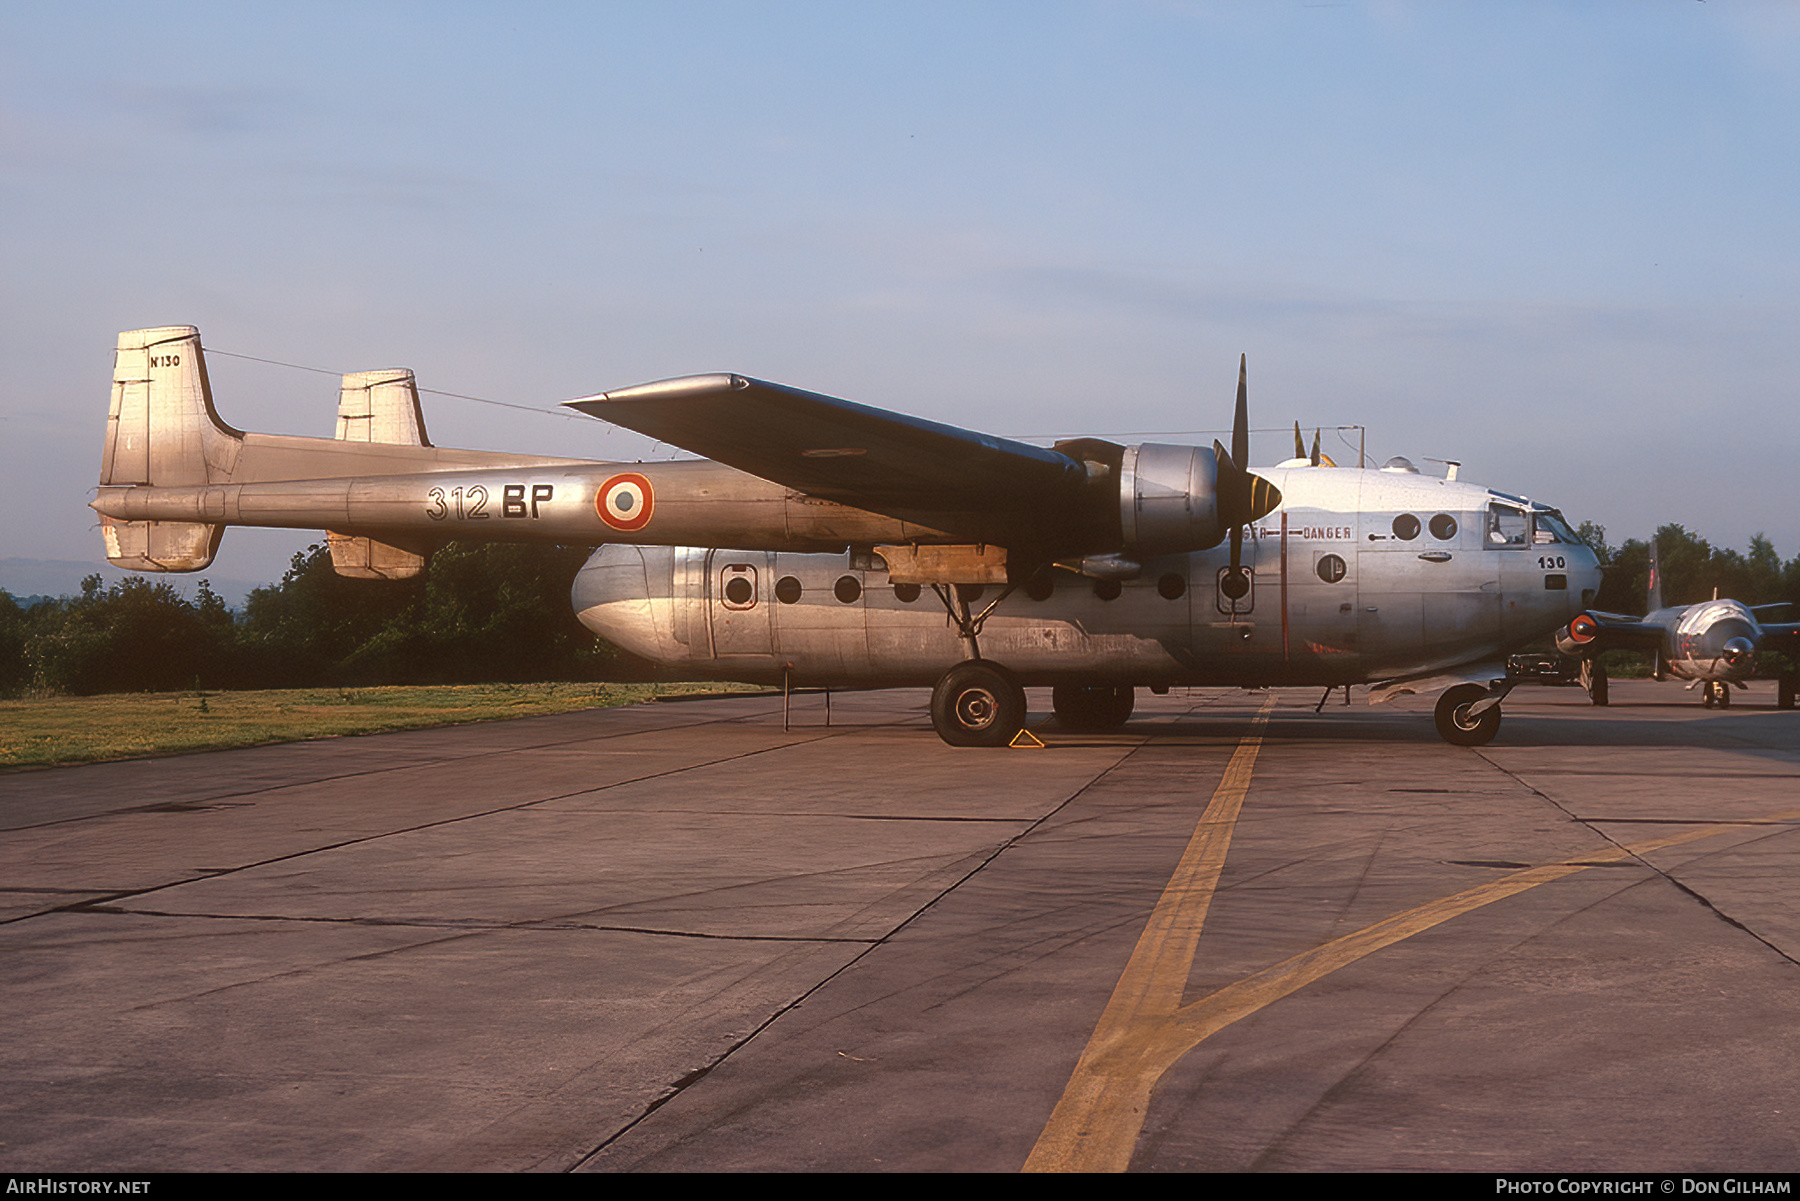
1556, 610, 1671, 656
565, 374, 1099, 550
1759, 622, 1800, 658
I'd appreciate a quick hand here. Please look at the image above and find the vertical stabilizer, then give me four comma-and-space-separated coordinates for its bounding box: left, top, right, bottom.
335, 369, 432, 447
1647, 535, 1664, 613
327, 368, 431, 579
101, 326, 242, 486
98, 326, 237, 570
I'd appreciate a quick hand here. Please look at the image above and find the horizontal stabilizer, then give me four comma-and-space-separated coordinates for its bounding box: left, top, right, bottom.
101, 517, 224, 573
327, 532, 428, 580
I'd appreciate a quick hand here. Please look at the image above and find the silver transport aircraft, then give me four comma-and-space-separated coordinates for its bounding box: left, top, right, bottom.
1557, 538, 1799, 710
91, 325, 1605, 747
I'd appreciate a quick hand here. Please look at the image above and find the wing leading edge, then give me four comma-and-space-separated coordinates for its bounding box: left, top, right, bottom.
564, 374, 1104, 551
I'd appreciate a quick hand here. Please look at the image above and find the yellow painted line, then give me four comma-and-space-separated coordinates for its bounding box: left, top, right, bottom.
1026, 723, 1800, 1174
1023, 692, 1276, 1174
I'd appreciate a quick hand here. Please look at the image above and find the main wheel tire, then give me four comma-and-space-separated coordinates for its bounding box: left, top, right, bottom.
1580, 658, 1609, 706
1718, 682, 1732, 710
1434, 683, 1501, 746
931, 662, 1027, 748
1052, 683, 1135, 732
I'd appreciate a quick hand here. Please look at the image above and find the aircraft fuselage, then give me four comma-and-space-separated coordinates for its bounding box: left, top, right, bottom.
573, 466, 1601, 691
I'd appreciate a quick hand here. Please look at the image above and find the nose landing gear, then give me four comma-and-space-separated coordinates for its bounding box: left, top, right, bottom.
1434, 683, 1506, 746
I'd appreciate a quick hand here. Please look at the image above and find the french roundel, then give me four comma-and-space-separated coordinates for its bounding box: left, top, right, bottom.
597, 473, 654, 532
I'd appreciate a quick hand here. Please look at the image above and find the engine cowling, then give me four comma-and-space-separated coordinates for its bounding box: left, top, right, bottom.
1117, 443, 1228, 556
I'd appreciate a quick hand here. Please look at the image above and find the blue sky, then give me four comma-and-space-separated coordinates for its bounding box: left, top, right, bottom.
5, 1, 1797, 588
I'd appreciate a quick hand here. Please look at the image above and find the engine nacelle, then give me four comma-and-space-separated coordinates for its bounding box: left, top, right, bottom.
1118, 443, 1226, 556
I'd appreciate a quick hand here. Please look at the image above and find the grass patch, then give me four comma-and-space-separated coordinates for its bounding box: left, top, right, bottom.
0, 682, 751, 770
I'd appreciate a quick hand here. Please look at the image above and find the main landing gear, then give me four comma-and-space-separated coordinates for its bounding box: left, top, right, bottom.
926, 581, 1032, 747
1579, 657, 1609, 706
931, 662, 1027, 747
1700, 680, 1732, 709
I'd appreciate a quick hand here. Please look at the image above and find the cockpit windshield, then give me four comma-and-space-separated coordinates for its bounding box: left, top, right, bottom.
1532, 509, 1578, 546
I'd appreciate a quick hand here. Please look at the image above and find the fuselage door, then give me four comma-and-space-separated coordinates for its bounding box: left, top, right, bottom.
707, 550, 773, 657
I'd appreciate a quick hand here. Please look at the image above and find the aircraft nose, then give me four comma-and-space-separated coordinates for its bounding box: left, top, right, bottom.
1723, 636, 1756, 666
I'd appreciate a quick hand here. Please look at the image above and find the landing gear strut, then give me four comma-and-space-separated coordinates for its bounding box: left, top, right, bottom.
1701, 680, 1732, 709
1579, 657, 1608, 706
927, 581, 1028, 747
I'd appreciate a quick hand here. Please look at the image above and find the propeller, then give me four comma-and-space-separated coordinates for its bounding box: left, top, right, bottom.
1214, 355, 1282, 603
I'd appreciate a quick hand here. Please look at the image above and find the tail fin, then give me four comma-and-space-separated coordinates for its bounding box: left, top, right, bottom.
1647, 535, 1663, 612
98, 326, 240, 570
325, 368, 431, 580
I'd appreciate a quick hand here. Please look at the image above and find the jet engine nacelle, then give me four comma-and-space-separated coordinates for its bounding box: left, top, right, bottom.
1117, 443, 1227, 556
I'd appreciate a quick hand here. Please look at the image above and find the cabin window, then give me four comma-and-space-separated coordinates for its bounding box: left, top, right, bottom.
1157, 573, 1186, 600
720, 565, 757, 609
775, 576, 802, 604
893, 582, 921, 603
1094, 579, 1122, 601
1429, 513, 1458, 540
834, 575, 862, 604
1027, 575, 1055, 601
1392, 514, 1421, 540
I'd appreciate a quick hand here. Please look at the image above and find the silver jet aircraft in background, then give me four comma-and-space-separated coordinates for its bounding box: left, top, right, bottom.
91, 325, 1601, 747
1557, 538, 1799, 710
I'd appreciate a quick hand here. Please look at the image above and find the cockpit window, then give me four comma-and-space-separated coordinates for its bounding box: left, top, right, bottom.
1486, 503, 1528, 546
1532, 510, 1578, 546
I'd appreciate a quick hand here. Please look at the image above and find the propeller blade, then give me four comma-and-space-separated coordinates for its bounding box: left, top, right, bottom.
1232, 354, 1248, 473
1310, 428, 1321, 468
1216, 356, 1281, 610
1294, 421, 1306, 461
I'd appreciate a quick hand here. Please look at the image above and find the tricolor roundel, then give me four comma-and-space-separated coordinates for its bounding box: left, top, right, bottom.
597, 473, 654, 532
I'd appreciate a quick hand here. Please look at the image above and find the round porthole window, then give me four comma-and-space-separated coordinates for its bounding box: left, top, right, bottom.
1157, 573, 1186, 600
775, 576, 802, 604
1430, 513, 1458, 540
724, 576, 754, 605
1392, 514, 1421, 540
834, 575, 862, 604
893, 582, 921, 603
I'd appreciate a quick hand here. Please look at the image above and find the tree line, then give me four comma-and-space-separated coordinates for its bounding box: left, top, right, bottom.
1581, 523, 1800, 614
4, 525, 1798, 697
0, 542, 647, 696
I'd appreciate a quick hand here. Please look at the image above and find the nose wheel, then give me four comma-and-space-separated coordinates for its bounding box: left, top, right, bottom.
931, 662, 1027, 747
1434, 683, 1503, 746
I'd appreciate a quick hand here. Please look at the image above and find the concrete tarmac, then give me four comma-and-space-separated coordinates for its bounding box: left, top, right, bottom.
2, 680, 1796, 1172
